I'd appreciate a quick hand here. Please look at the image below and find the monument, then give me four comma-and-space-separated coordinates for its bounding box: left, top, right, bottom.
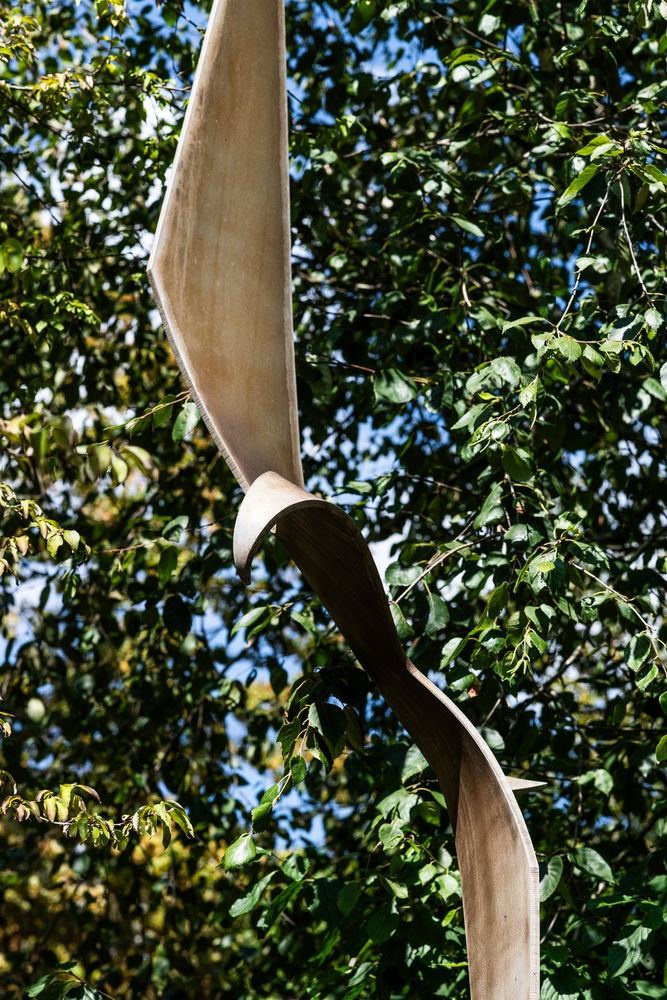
148, 1, 541, 995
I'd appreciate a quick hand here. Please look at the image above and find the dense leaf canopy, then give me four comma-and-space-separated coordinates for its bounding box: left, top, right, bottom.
2, 0, 667, 997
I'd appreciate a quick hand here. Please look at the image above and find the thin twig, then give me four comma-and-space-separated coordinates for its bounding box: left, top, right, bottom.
541, 903, 562, 944
619, 177, 652, 302
580, 567, 665, 669
556, 185, 611, 333
392, 536, 477, 605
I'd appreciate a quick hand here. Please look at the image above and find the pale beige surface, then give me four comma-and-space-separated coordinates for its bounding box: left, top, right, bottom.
234, 472, 541, 1000
150, 0, 541, 992
148, 0, 302, 491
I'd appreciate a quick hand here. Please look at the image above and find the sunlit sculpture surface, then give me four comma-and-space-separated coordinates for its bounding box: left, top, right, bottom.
148, 1, 541, 996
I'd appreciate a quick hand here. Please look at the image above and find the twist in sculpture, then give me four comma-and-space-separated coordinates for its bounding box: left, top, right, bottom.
147, 1, 541, 996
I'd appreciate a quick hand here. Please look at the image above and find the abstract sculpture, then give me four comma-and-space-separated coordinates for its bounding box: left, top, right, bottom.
148, 1, 541, 996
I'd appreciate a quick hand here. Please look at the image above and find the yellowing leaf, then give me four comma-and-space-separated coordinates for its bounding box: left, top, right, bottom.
121, 444, 157, 479
63, 529, 80, 552
46, 534, 63, 558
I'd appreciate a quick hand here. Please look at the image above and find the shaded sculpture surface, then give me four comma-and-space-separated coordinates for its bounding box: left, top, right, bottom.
148, 0, 541, 996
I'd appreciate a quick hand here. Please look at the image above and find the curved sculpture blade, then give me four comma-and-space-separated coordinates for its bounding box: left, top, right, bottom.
148, 0, 302, 491
148, 2, 541, 994
234, 472, 540, 1000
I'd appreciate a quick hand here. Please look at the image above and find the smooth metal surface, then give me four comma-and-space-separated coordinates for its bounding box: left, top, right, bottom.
148, 0, 302, 491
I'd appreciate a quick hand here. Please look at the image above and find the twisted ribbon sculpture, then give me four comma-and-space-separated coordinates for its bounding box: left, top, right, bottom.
148, 1, 541, 995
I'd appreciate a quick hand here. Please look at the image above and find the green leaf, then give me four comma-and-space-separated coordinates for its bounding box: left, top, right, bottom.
583, 344, 605, 367
3, 237, 24, 272
347, 962, 373, 990
283, 853, 309, 882
110, 453, 129, 485
290, 608, 320, 638
162, 594, 192, 636
451, 214, 484, 238
251, 801, 273, 832
556, 163, 600, 208
485, 583, 508, 619
478, 12, 500, 33
259, 783, 281, 807
628, 983, 667, 999
478, 726, 504, 752
257, 881, 303, 929
344, 479, 373, 495
26, 976, 54, 998
337, 882, 361, 917
419, 799, 441, 825
121, 444, 156, 478
539, 856, 563, 901
63, 529, 81, 552
158, 545, 178, 584
172, 401, 201, 443
309, 702, 347, 752
435, 872, 459, 901
660, 361, 667, 393
593, 768, 614, 796
385, 563, 420, 587
625, 633, 651, 672
153, 394, 176, 428
608, 923, 652, 977
643, 163, 667, 187
390, 603, 414, 641
473, 482, 504, 528
578, 134, 616, 156
401, 743, 428, 782
491, 356, 522, 387
518, 381, 538, 409
440, 637, 465, 667
231, 606, 270, 637
502, 447, 534, 482
229, 871, 278, 918
374, 368, 417, 404
655, 734, 667, 764
223, 833, 257, 870
501, 315, 547, 332
425, 592, 450, 638
378, 821, 403, 849
344, 706, 364, 752
289, 756, 307, 783
645, 307, 663, 332
47, 534, 64, 558
451, 401, 490, 431
568, 846, 614, 883
541, 969, 579, 1000
162, 515, 188, 541
555, 336, 582, 363
367, 900, 400, 943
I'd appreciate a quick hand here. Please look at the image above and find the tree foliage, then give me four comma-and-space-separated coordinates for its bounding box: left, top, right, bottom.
2, 0, 667, 997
